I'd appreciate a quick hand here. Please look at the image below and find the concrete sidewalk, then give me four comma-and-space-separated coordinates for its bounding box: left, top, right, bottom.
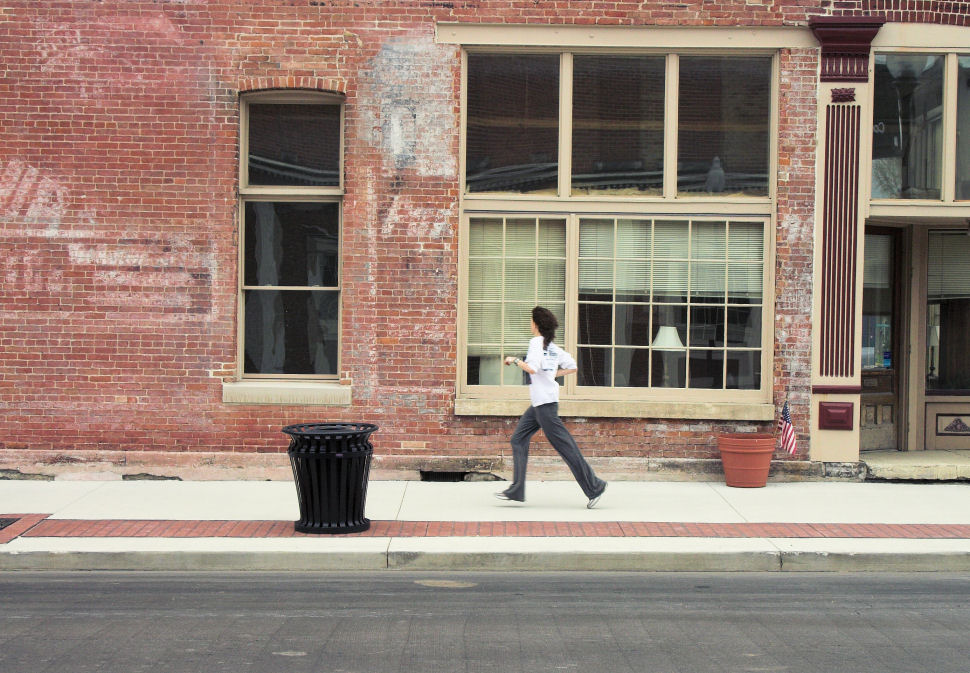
2, 479, 970, 572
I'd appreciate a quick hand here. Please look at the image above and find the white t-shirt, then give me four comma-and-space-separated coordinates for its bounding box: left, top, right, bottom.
524, 336, 577, 406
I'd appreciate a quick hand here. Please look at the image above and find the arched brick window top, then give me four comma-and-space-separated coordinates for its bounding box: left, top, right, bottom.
238, 76, 347, 97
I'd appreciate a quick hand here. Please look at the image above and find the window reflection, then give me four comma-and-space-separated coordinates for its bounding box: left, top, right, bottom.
872, 54, 944, 200
677, 57, 771, 197
248, 104, 340, 187
927, 231, 970, 391
244, 290, 339, 375
243, 202, 340, 376
466, 54, 560, 194
861, 234, 893, 370
957, 56, 970, 200
244, 202, 339, 287
572, 56, 665, 196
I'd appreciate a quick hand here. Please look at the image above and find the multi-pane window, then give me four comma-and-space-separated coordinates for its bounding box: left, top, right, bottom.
872, 52, 969, 202
576, 219, 763, 390
462, 50, 773, 399
465, 52, 773, 198
465, 216, 765, 392
466, 217, 566, 384
240, 94, 343, 377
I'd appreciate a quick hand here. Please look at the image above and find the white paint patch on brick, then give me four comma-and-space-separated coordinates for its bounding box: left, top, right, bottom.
67, 238, 213, 271
2, 251, 66, 294
358, 30, 458, 178
381, 196, 449, 240
0, 160, 70, 232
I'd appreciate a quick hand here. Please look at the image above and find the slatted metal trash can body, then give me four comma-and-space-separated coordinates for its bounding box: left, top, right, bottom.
282, 423, 378, 534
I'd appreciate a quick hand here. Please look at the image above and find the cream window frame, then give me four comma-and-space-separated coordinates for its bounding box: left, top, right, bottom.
454, 38, 779, 417
458, 213, 774, 408
868, 48, 970, 219
233, 91, 345, 384
461, 49, 778, 206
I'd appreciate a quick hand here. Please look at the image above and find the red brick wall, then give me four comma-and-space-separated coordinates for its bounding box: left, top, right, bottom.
0, 1, 960, 477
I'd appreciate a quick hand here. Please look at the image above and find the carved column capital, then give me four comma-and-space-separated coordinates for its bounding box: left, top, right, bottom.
809, 16, 885, 82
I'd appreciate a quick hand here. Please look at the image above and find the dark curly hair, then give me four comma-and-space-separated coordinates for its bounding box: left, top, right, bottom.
532, 306, 559, 349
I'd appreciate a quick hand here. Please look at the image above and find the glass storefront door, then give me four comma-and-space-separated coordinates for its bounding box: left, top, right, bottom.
861, 230, 900, 451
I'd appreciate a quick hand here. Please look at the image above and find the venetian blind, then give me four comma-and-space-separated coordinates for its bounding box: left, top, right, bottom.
928, 231, 970, 300
727, 222, 764, 300
863, 234, 892, 289
468, 217, 566, 355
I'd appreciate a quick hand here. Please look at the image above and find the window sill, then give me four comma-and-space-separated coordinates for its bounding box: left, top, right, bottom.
454, 398, 774, 420
222, 381, 352, 406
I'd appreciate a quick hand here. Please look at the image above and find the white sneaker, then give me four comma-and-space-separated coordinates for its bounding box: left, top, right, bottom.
494, 490, 524, 503
587, 483, 607, 509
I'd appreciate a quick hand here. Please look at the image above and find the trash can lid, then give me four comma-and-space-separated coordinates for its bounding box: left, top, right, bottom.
282, 422, 379, 438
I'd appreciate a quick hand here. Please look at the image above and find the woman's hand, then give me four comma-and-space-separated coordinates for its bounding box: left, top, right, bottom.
504, 356, 516, 366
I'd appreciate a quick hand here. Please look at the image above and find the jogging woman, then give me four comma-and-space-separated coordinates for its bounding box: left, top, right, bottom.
495, 306, 608, 508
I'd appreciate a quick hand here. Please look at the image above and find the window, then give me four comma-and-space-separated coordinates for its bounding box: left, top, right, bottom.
926, 231, 970, 392
240, 92, 343, 378
872, 52, 969, 202
677, 57, 771, 197
958, 56, 970, 201
461, 49, 774, 405
572, 55, 665, 196
466, 54, 560, 195
467, 217, 566, 384
465, 52, 773, 199
576, 218, 763, 390
464, 214, 767, 396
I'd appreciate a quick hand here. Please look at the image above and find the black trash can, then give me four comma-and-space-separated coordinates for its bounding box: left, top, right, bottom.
282, 422, 379, 534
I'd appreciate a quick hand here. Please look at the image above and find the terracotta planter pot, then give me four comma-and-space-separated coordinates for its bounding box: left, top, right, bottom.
717, 433, 776, 488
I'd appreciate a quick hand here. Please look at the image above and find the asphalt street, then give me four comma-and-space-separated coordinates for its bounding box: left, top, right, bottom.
1, 572, 969, 673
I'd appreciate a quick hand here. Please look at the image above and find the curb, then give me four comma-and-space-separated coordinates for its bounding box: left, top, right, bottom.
3, 549, 970, 572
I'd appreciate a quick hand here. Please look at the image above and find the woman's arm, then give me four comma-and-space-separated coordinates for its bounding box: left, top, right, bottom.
504, 356, 536, 375
556, 368, 577, 377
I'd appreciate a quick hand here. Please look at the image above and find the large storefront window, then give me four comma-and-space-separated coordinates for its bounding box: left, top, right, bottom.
461, 48, 774, 404
926, 231, 970, 392
465, 52, 773, 200
465, 215, 766, 393
576, 218, 763, 389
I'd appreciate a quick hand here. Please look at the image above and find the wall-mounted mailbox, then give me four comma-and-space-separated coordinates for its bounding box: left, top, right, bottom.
819, 402, 854, 430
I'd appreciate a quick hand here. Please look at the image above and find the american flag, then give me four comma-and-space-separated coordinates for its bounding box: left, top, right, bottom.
779, 400, 797, 455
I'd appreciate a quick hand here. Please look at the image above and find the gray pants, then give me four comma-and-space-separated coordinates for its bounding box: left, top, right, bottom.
505, 403, 605, 501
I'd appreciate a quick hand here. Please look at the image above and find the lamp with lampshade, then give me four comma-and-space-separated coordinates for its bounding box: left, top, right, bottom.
652, 325, 685, 387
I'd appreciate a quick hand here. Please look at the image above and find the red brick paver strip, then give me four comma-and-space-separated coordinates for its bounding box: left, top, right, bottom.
0, 514, 51, 544
6, 518, 970, 540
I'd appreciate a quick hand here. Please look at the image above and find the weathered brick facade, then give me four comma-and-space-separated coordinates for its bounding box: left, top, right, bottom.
0, 1, 964, 479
